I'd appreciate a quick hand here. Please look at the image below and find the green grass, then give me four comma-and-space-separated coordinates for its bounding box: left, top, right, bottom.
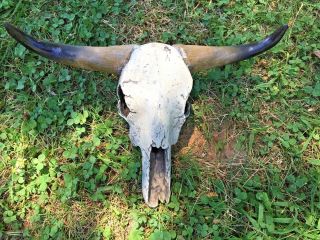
1, 0, 319, 239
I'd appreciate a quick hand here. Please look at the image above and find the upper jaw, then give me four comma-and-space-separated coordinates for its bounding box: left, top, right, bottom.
141, 146, 171, 207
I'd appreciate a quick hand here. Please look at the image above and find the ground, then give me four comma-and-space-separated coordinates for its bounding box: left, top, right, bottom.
0, 0, 319, 239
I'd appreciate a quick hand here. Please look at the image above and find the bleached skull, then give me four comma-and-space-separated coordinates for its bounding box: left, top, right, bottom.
5, 23, 287, 207
118, 43, 192, 206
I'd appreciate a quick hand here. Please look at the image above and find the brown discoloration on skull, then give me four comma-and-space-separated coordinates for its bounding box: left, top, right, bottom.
148, 148, 170, 207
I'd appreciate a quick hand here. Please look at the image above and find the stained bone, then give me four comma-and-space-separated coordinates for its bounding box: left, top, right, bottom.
118, 43, 193, 206
149, 147, 169, 207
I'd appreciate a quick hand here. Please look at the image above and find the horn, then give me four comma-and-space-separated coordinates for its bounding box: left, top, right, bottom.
4, 23, 137, 74
174, 25, 288, 72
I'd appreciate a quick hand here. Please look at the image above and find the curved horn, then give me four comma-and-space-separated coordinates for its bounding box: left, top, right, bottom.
4, 23, 137, 74
174, 25, 288, 72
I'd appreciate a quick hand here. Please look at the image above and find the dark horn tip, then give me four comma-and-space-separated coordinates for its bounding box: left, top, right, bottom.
272, 24, 288, 37
271, 24, 288, 41
279, 24, 289, 35
255, 24, 288, 53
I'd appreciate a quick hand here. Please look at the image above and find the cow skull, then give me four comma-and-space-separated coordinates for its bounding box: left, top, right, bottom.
5, 23, 287, 207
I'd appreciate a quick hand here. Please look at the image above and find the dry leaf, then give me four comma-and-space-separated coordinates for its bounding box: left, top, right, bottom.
314, 50, 320, 58
207, 192, 218, 197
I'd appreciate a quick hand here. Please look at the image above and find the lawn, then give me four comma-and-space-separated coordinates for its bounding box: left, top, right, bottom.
0, 0, 319, 239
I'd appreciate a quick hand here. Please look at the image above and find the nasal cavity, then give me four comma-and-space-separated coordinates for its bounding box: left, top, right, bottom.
150, 147, 166, 179
117, 85, 130, 117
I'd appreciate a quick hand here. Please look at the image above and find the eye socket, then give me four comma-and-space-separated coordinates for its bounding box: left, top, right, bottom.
184, 101, 191, 117
117, 85, 130, 117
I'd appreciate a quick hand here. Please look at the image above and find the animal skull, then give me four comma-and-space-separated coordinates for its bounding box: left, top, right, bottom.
118, 43, 193, 206
5, 23, 287, 207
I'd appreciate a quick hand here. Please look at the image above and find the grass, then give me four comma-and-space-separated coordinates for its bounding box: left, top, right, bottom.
0, 0, 319, 239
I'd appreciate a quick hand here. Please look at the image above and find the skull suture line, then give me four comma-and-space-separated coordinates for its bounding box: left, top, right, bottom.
5, 23, 288, 207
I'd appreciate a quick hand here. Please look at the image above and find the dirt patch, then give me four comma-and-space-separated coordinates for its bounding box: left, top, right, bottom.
174, 119, 246, 178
